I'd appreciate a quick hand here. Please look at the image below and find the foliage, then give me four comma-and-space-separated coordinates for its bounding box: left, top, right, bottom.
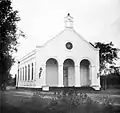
0, 0, 24, 88
94, 42, 119, 75
42, 91, 115, 113
7, 74, 16, 86
33, 89, 115, 112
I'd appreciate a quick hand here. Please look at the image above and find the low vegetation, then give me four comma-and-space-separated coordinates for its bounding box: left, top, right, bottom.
1, 89, 120, 113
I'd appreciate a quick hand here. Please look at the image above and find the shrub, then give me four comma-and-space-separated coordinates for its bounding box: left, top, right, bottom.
33, 89, 116, 113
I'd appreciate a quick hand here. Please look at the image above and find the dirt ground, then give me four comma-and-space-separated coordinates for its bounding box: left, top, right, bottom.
1, 88, 120, 113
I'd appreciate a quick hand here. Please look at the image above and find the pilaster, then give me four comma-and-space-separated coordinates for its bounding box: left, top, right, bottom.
75, 65, 80, 87
58, 64, 64, 87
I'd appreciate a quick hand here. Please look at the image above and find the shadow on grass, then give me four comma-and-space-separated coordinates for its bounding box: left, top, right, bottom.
1, 102, 120, 113
1, 104, 24, 113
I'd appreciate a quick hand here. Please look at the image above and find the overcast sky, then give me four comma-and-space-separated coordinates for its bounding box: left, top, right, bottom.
10, 0, 120, 75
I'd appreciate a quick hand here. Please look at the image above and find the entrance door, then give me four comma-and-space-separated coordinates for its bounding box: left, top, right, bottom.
63, 67, 68, 87
63, 59, 75, 87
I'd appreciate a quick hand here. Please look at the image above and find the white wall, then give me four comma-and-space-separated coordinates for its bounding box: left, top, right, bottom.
36, 28, 100, 89
17, 52, 36, 88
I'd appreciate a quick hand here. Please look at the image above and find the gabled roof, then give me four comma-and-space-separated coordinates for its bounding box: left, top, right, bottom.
37, 28, 99, 51
19, 49, 36, 62
72, 29, 99, 51
19, 14, 99, 62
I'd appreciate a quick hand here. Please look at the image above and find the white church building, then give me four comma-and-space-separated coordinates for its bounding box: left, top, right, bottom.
16, 14, 101, 90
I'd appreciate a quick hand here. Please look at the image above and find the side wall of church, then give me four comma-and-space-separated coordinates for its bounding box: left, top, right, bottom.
16, 51, 37, 88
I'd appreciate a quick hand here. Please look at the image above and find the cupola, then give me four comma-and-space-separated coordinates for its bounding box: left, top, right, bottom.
64, 13, 74, 28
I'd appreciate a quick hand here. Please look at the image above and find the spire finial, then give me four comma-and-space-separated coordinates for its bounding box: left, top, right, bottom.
64, 13, 73, 28
68, 13, 70, 16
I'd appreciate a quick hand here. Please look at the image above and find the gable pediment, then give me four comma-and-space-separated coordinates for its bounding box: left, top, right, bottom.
40, 28, 98, 52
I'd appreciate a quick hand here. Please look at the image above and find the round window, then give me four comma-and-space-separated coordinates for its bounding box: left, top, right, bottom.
66, 42, 73, 50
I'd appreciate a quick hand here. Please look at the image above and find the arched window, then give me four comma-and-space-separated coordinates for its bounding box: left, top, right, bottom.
19, 68, 21, 81
31, 63, 34, 80
23, 67, 24, 81
20, 68, 22, 81
80, 59, 91, 86
21, 68, 22, 81
46, 58, 58, 86
25, 66, 27, 81
28, 64, 30, 80
18, 69, 19, 81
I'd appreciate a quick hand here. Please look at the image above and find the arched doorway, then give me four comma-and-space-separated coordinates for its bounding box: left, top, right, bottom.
80, 59, 91, 86
46, 58, 58, 86
63, 59, 75, 87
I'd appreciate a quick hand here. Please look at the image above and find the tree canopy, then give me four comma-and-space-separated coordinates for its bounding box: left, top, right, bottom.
94, 42, 120, 75
0, 0, 24, 88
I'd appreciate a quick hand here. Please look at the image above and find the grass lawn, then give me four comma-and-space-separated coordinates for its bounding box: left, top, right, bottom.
1, 89, 120, 113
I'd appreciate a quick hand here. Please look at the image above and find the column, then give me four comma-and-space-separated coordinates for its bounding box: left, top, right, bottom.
58, 64, 63, 87
42, 65, 46, 86
16, 69, 19, 87
34, 62, 37, 87
91, 65, 100, 90
75, 64, 80, 87
89, 65, 92, 85
90, 65, 95, 85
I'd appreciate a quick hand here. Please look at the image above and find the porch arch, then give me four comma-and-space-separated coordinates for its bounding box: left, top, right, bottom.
63, 59, 75, 87
46, 58, 58, 86
80, 59, 91, 86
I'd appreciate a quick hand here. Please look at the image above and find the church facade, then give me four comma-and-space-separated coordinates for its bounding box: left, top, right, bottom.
16, 14, 101, 90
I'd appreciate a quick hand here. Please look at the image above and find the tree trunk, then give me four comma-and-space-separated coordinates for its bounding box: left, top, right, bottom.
1, 83, 7, 91
104, 77, 107, 90
104, 78, 106, 90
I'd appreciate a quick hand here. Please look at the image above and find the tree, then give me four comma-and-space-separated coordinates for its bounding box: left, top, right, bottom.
93, 42, 120, 89
94, 42, 119, 74
0, 0, 24, 89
